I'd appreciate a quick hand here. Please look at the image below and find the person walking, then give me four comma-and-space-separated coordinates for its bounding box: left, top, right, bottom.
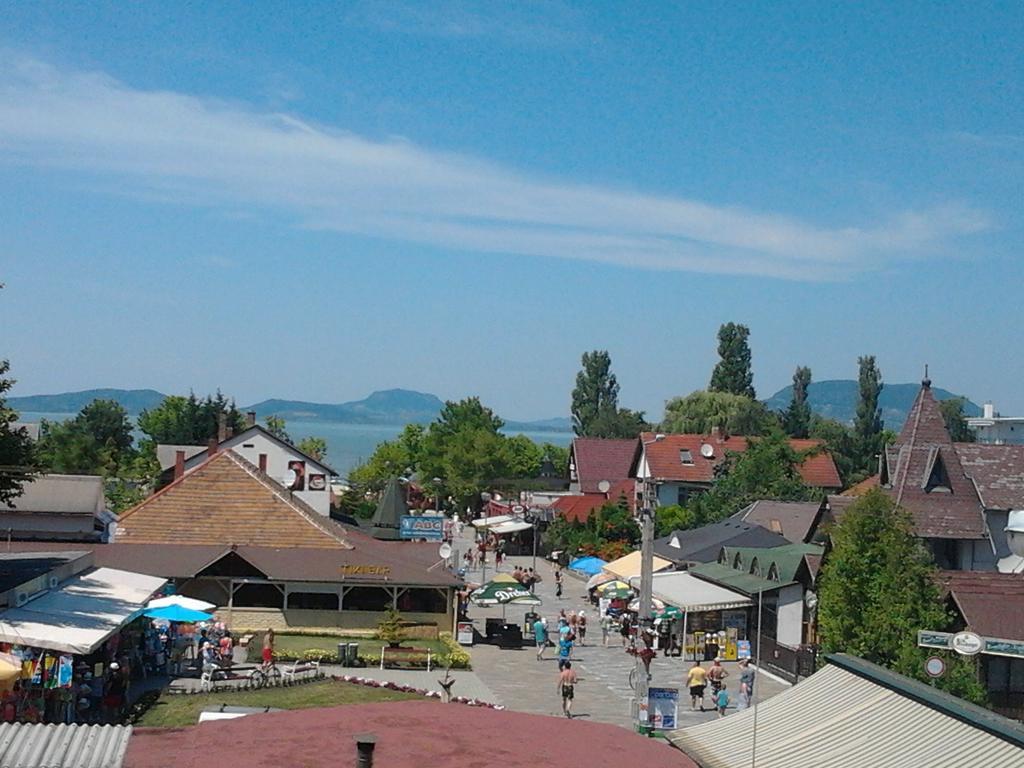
554, 568, 563, 599
533, 615, 548, 661
686, 660, 708, 711
577, 611, 588, 646
708, 657, 729, 699
715, 683, 730, 717
557, 630, 574, 671
738, 657, 755, 702
620, 613, 632, 648
600, 612, 613, 646
557, 661, 578, 718
262, 628, 275, 668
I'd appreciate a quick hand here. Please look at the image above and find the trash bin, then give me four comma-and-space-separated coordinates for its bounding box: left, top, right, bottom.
498, 623, 523, 649
347, 642, 359, 666
485, 617, 504, 642
337, 642, 348, 664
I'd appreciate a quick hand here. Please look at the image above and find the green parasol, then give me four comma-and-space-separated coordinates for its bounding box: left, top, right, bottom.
470, 579, 542, 606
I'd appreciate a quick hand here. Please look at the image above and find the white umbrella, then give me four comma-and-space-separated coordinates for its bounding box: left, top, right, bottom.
147, 594, 217, 612
586, 572, 618, 591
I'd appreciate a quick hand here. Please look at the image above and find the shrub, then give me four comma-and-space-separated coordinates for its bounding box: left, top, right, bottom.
438, 632, 471, 670
376, 608, 406, 646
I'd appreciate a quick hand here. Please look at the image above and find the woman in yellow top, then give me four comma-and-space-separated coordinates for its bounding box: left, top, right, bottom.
686, 661, 708, 711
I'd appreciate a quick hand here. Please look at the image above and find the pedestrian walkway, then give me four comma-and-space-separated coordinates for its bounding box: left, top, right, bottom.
459, 539, 788, 731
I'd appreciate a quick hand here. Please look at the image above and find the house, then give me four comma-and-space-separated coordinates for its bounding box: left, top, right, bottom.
954, 442, 1024, 573
968, 402, 1024, 445
109, 446, 459, 631
568, 437, 638, 493
158, 412, 336, 516
548, 478, 636, 524
668, 653, 1024, 768
633, 431, 842, 508
654, 518, 790, 567
0, 474, 114, 542
731, 499, 826, 543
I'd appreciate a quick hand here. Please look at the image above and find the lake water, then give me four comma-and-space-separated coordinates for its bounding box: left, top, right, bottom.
17, 412, 572, 478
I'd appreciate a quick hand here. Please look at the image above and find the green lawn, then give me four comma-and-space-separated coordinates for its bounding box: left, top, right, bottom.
136, 680, 421, 728
275, 634, 446, 659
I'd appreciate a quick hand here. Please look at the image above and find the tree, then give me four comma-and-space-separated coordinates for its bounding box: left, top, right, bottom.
654, 504, 697, 537
587, 407, 649, 439
571, 350, 620, 436
0, 358, 37, 505
782, 366, 813, 439
808, 415, 858, 487
296, 436, 328, 461
709, 323, 755, 398
660, 390, 775, 436
689, 430, 821, 525
349, 423, 424, 493
37, 399, 136, 476
939, 397, 975, 443
818, 489, 987, 704
853, 356, 884, 475
263, 415, 291, 444
137, 392, 245, 445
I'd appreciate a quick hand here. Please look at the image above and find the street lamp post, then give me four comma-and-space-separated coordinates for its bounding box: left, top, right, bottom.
634, 433, 665, 732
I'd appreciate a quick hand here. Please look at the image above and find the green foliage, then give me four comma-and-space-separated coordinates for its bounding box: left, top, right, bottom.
104, 478, 148, 514
37, 399, 136, 476
264, 415, 291, 443
818, 490, 987, 705
0, 357, 38, 505
939, 397, 975, 443
853, 356, 884, 475
547, 497, 639, 558
588, 407, 649, 439
660, 390, 775, 436
349, 424, 423, 494
376, 608, 406, 646
783, 366, 813, 439
539, 443, 570, 476
438, 632, 472, 669
297, 435, 328, 461
809, 415, 860, 487
689, 430, 820, 525
654, 504, 697, 537
709, 322, 756, 398
137, 391, 245, 445
504, 433, 543, 477
571, 350, 620, 436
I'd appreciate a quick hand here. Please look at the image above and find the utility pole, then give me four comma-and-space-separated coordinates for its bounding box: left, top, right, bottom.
634, 433, 664, 732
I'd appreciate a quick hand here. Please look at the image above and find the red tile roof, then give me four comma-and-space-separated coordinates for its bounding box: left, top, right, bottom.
571, 438, 638, 493
550, 479, 636, 524
841, 474, 879, 496
638, 433, 841, 489
884, 384, 986, 539
125, 699, 696, 768
954, 442, 1024, 511
940, 571, 1024, 641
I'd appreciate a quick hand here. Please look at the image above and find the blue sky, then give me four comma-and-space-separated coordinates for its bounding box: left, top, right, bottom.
1, 2, 1021, 420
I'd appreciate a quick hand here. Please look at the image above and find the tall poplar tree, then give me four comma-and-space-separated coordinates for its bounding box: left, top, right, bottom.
853, 356, 884, 473
709, 323, 756, 398
783, 366, 813, 438
571, 350, 620, 436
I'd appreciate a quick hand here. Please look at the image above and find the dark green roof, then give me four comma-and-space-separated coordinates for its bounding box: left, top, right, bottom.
689, 561, 789, 595
827, 653, 1024, 749
690, 542, 823, 595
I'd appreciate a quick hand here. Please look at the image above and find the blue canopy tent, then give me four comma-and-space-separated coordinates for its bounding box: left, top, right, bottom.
569, 556, 607, 576
143, 604, 214, 623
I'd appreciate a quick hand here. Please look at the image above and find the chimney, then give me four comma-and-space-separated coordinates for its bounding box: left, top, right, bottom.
218, 412, 228, 443
258, 453, 268, 473
174, 450, 185, 480
246, 411, 256, 428
354, 734, 376, 768
983, 402, 995, 420
207, 437, 218, 456
710, 425, 721, 440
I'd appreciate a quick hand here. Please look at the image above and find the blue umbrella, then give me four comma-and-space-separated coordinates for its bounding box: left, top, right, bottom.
143, 604, 214, 623
569, 555, 607, 576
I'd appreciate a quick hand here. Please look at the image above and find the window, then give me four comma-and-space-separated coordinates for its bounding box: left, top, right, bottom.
677, 487, 691, 506
232, 583, 283, 608
343, 587, 392, 611
287, 591, 339, 610
679, 449, 694, 465
396, 588, 448, 614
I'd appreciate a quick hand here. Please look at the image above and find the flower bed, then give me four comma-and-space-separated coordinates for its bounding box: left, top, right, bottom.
331, 674, 502, 709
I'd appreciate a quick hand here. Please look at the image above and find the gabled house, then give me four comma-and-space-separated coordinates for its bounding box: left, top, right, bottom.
654, 518, 790, 567
0, 474, 114, 542
731, 499, 826, 543
954, 442, 1024, 573
549, 478, 636, 524
633, 431, 842, 508
568, 437, 638, 493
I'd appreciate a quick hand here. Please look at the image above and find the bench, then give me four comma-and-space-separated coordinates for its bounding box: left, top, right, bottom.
380, 646, 432, 671
282, 659, 322, 683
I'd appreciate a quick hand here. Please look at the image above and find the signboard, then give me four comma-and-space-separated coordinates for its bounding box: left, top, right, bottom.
951, 631, 984, 656
737, 640, 751, 660
456, 622, 475, 646
645, 687, 679, 730
925, 656, 946, 678
339, 565, 391, 576
917, 630, 1024, 660
400, 515, 445, 540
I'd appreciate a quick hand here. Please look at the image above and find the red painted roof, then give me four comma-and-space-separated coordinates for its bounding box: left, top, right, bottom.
638, 433, 841, 489
125, 699, 695, 768
940, 571, 1024, 641
571, 438, 638, 493
551, 480, 636, 523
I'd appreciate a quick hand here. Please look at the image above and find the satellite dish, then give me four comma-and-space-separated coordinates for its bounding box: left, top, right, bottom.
597, 480, 611, 494
1006, 509, 1024, 558
438, 542, 453, 560
283, 469, 298, 488
804, 591, 819, 610
700, 443, 715, 459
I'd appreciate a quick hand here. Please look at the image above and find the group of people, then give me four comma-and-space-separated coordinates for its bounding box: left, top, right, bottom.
532, 609, 590, 662
685, 657, 755, 716
510, 565, 542, 591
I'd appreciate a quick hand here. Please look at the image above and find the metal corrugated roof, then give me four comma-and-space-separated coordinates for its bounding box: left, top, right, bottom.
0, 723, 132, 768
667, 658, 1024, 768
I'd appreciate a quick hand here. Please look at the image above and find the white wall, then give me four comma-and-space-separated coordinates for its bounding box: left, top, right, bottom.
776, 583, 805, 647
970, 421, 1024, 445
186, 430, 333, 516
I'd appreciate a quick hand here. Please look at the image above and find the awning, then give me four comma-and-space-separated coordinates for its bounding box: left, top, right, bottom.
0, 567, 167, 655
667, 655, 1024, 767
629, 571, 753, 613
472, 515, 514, 528
489, 520, 532, 535
569, 556, 607, 576
602, 551, 672, 581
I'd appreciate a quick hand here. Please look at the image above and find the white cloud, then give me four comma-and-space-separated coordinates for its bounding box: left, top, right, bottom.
0, 56, 991, 280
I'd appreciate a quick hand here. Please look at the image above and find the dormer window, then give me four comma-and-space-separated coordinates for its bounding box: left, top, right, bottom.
767, 563, 780, 582
680, 449, 694, 465
922, 447, 952, 493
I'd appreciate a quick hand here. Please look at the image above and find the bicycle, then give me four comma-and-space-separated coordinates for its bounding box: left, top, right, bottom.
248, 661, 282, 689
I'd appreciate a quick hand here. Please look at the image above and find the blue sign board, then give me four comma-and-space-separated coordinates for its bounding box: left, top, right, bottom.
400, 515, 445, 540
646, 687, 679, 729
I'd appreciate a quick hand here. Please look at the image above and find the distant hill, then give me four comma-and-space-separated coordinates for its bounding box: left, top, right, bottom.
504, 416, 574, 433
8, 388, 167, 415
763, 380, 980, 428
245, 389, 446, 425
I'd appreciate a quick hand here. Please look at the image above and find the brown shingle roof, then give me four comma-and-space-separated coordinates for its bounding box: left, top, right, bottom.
638, 433, 842, 489
884, 383, 986, 539
571, 438, 638, 493
732, 500, 825, 543
116, 450, 352, 549
940, 571, 1024, 641
954, 443, 1024, 511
